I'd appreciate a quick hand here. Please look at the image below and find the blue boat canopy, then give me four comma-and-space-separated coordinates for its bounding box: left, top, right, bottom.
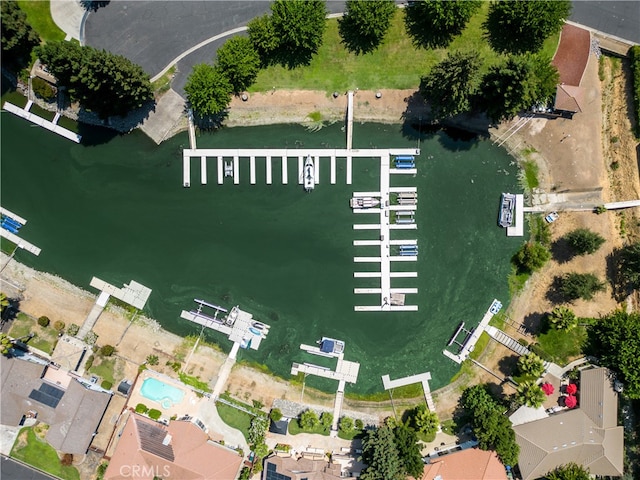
320, 339, 335, 353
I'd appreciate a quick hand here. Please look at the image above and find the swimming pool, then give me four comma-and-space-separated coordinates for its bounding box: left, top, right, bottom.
140, 377, 185, 409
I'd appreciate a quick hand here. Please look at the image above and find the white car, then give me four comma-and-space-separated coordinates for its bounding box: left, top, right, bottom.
545, 211, 559, 223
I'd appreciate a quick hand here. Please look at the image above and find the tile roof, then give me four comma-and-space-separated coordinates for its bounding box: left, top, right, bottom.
418, 448, 508, 480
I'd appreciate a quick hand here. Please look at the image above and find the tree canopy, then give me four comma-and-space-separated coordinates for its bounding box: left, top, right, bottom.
547, 306, 577, 331
404, 0, 482, 49
545, 462, 591, 480
184, 63, 233, 117
36, 41, 153, 119
515, 381, 546, 408
215, 36, 261, 93
559, 272, 605, 301
461, 385, 519, 467
1, 1, 40, 66
513, 241, 551, 273
484, 0, 571, 54
478, 54, 559, 123
248, 0, 327, 68
517, 352, 546, 378
616, 241, 640, 292
565, 228, 606, 256
360, 425, 402, 480
410, 403, 439, 439
393, 424, 424, 479
419, 50, 481, 119
338, 0, 396, 55
587, 310, 640, 399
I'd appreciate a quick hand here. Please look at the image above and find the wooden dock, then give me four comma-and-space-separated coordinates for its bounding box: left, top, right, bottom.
3, 101, 81, 143
507, 194, 524, 237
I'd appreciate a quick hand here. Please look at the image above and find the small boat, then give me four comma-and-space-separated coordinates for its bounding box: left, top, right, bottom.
498, 193, 516, 227
318, 337, 345, 355
304, 155, 315, 192
350, 197, 380, 209
224, 160, 233, 177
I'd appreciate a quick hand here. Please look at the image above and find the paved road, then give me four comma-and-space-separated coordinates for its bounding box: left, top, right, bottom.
0, 455, 57, 480
570, 1, 640, 44
84, 1, 346, 95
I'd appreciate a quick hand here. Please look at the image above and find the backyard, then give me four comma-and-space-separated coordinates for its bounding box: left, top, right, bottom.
8, 312, 58, 354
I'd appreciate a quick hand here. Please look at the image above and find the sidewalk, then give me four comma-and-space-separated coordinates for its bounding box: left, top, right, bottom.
50, 0, 85, 41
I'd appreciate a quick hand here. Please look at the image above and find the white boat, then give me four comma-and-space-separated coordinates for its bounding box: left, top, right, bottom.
318, 337, 345, 355
350, 197, 380, 209
498, 193, 516, 227
224, 160, 233, 177
304, 155, 315, 192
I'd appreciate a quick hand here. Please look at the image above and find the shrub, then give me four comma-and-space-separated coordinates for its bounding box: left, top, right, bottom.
101, 380, 112, 390
60, 453, 73, 466
339, 416, 354, 432
319, 412, 333, 428
252, 399, 264, 410
355, 419, 364, 430
53, 320, 65, 331
135, 403, 148, 414
32, 77, 56, 101
145, 354, 159, 365
100, 344, 115, 356
67, 323, 80, 336
84, 331, 98, 345
270, 408, 283, 422
148, 408, 162, 420
299, 409, 319, 429
37, 316, 50, 327
84, 354, 95, 370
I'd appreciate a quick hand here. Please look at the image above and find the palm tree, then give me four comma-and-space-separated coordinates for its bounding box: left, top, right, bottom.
412, 403, 439, 436
517, 352, 546, 378
547, 305, 577, 331
0, 292, 9, 315
515, 382, 546, 408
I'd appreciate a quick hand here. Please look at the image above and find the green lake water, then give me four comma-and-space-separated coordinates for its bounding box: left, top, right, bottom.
0, 100, 523, 394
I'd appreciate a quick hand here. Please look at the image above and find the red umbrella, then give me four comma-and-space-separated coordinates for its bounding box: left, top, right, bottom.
566, 383, 577, 395
565, 395, 577, 408
541, 383, 554, 396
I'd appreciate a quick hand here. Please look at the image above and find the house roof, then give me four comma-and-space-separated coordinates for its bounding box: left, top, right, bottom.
514, 368, 624, 480
263, 455, 343, 480
552, 24, 591, 87
418, 448, 508, 480
0, 355, 112, 454
554, 85, 583, 113
104, 413, 243, 480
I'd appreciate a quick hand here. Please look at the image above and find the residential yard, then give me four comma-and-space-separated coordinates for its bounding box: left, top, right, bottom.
251, 4, 559, 92
8, 312, 58, 354
16, 0, 66, 42
536, 325, 588, 365
10, 426, 80, 480
88, 356, 121, 386
216, 403, 252, 442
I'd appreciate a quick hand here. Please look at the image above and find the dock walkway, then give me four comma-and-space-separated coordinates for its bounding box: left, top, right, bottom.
506, 194, 524, 237
382, 372, 435, 412
3, 101, 81, 143
485, 326, 532, 356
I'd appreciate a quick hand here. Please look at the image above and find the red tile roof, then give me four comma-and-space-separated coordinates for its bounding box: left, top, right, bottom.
417, 448, 508, 480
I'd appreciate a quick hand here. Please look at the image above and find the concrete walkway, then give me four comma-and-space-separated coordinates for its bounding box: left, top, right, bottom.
50, 0, 85, 41
196, 398, 249, 452
139, 88, 187, 144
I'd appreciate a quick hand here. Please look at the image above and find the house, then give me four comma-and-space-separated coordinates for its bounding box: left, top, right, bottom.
550, 24, 592, 118
104, 412, 243, 480
417, 448, 508, 480
0, 354, 112, 454
513, 367, 624, 479
263, 452, 364, 480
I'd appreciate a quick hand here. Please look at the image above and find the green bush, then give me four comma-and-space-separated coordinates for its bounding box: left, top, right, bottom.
560, 272, 606, 301
84, 354, 94, 370
37, 316, 50, 327
513, 242, 551, 273
355, 419, 364, 430
100, 380, 112, 390
100, 345, 115, 356
67, 323, 79, 336
32, 77, 56, 101
135, 403, 148, 414
84, 331, 98, 345
630, 46, 640, 138
148, 409, 162, 420
145, 354, 159, 365
270, 408, 283, 422
565, 228, 605, 255
53, 320, 65, 332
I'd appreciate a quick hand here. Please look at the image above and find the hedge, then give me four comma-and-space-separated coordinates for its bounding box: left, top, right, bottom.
631, 45, 640, 138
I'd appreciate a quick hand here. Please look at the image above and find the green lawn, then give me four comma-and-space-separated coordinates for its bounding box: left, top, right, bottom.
469, 332, 490, 361
89, 358, 116, 385
288, 420, 330, 436
250, 4, 560, 92
1, 238, 17, 255
11, 427, 80, 480
17, 1, 66, 43
537, 326, 587, 365
216, 403, 252, 442
8, 312, 58, 354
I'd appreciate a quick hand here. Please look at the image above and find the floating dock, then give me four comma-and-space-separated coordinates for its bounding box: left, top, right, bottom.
3, 101, 81, 143
382, 371, 436, 412
0, 206, 41, 257
506, 194, 524, 237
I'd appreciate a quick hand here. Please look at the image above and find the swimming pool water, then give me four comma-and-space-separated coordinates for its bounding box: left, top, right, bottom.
140, 377, 185, 407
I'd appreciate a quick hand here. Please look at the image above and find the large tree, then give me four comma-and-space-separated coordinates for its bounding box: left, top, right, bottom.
513, 241, 551, 273
215, 36, 261, 94
617, 242, 640, 291
404, 0, 482, 49
1, 1, 39, 66
419, 50, 481, 119
36, 41, 153, 118
559, 272, 605, 301
547, 306, 577, 331
393, 424, 424, 479
545, 462, 591, 480
410, 403, 439, 438
338, 0, 396, 55
484, 0, 571, 54
478, 54, 559, 123
515, 381, 546, 408
517, 353, 546, 378
565, 228, 605, 256
587, 310, 640, 399
248, 0, 327, 68
360, 425, 402, 480
184, 63, 233, 117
